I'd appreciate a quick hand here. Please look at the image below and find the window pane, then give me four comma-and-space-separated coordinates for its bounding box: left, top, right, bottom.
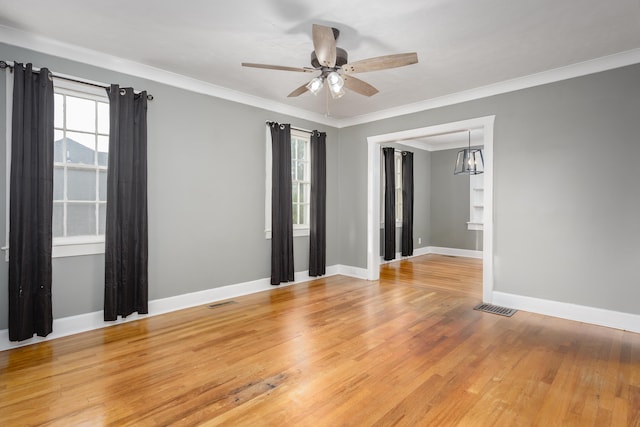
54, 130, 64, 163
292, 183, 298, 203
54, 94, 64, 128
297, 140, 306, 160
68, 169, 96, 201
297, 162, 305, 181
300, 183, 309, 203
292, 203, 299, 225
97, 135, 109, 166
67, 204, 96, 236
303, 161, 310, 181
65, 132, 96, 165
300, 203, 308, 226
99, 170, 107, 201
53, 202, 64, 238
291, 140, 296, 161
97, 102, 109, 134
53, 167, 64, 200
98, 203, 106, 235
66, 96, 95, 132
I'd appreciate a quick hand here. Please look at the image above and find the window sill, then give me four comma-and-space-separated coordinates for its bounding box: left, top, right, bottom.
265, 227, 310, 239
52, 239, 105, 258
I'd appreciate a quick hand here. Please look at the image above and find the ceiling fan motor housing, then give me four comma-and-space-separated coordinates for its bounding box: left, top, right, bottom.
311, 47, 348, 69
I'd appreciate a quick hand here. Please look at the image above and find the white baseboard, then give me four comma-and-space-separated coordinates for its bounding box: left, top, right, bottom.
4, 266, 636, 352
336, 264, 369, 280
492, 291, 640, 334
1, 264, 367, 352
413, 246, 432, 257
380, 246, 428, 264
427, 246, 483, 259
380, 246, 482, 265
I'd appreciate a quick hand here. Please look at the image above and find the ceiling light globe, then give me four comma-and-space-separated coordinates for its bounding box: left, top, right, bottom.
306, 77, 324, 95
330, 85, 345, 99
327, 71, 344, 88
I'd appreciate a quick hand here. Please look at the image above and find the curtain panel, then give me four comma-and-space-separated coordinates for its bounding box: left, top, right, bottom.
401, 151, 414, 256
269, 122, 294, 285
8, 63, 54, 341
104, 85, 149, 321
383, 147, 396, 261
309, 130, 326, 277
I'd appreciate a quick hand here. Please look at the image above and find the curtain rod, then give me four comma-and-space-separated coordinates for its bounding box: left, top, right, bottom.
265, 121, 313, 134
0, 60, 154, 100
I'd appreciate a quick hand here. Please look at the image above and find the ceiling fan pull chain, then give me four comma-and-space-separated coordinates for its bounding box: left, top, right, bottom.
325, 83, 329, 116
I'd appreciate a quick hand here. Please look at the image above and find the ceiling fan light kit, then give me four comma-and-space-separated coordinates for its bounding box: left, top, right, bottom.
242, 24, 418, 102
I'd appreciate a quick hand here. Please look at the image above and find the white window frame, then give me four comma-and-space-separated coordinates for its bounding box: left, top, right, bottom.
265, 127, 311, 239
52, 79, 109, 257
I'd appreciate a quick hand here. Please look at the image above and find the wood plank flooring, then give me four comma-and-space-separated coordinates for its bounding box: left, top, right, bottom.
1, 254, 639, 426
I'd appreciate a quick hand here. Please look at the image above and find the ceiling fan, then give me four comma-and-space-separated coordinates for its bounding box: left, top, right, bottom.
242, 24, 418, 99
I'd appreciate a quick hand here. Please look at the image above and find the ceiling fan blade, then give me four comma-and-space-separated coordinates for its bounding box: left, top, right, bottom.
312, 24, 337, 67
242, 63, 315, 73
342, 52, 418, 74
287, 83, 309, 97
343, 75, 379, 97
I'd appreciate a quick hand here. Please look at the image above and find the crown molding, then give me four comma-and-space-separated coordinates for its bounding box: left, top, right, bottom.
1, 24, 638, 129
0, 24, 341, 128
338, 48, 640, 128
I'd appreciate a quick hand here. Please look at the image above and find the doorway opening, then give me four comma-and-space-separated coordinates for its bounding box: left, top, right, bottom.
366, 116, 495, 302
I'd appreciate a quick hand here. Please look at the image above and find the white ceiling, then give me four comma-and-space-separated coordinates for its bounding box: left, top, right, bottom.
0, 0, 639, 123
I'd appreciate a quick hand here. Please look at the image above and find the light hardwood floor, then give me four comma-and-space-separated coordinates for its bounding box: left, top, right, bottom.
1, 254, 639, 426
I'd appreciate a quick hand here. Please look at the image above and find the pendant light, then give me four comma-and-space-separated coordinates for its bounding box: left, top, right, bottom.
454, 131, 484, 175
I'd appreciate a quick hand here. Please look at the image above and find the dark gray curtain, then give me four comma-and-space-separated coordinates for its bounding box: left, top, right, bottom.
270, 122, 294, 285
401, 151, 414, 256
8, 63, 54, 341
309, 130, 326, 276
383, 147, 395, 261
104, 85, 148, 321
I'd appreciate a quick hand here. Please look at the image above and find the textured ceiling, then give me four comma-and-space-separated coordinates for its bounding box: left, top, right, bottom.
0, 0, 639, 120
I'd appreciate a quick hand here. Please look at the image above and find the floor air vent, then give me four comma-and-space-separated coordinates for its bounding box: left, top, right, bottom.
474, 303, 517, 317
208, 301, 237, 309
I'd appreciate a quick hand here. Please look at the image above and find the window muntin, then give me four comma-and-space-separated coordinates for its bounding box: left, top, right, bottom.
53, 84, 109, 247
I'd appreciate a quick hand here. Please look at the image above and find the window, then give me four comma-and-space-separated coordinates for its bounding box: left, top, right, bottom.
291, 130, 310, 229
395, 151, 403, 224
264, 127, 312, 238
381, 150, 403, 226
52, 81, 109, 257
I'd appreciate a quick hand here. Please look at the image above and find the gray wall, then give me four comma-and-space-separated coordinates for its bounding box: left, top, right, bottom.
430, 148, 482, 251
0, 43, 340, 329
339, 64, 640, 315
